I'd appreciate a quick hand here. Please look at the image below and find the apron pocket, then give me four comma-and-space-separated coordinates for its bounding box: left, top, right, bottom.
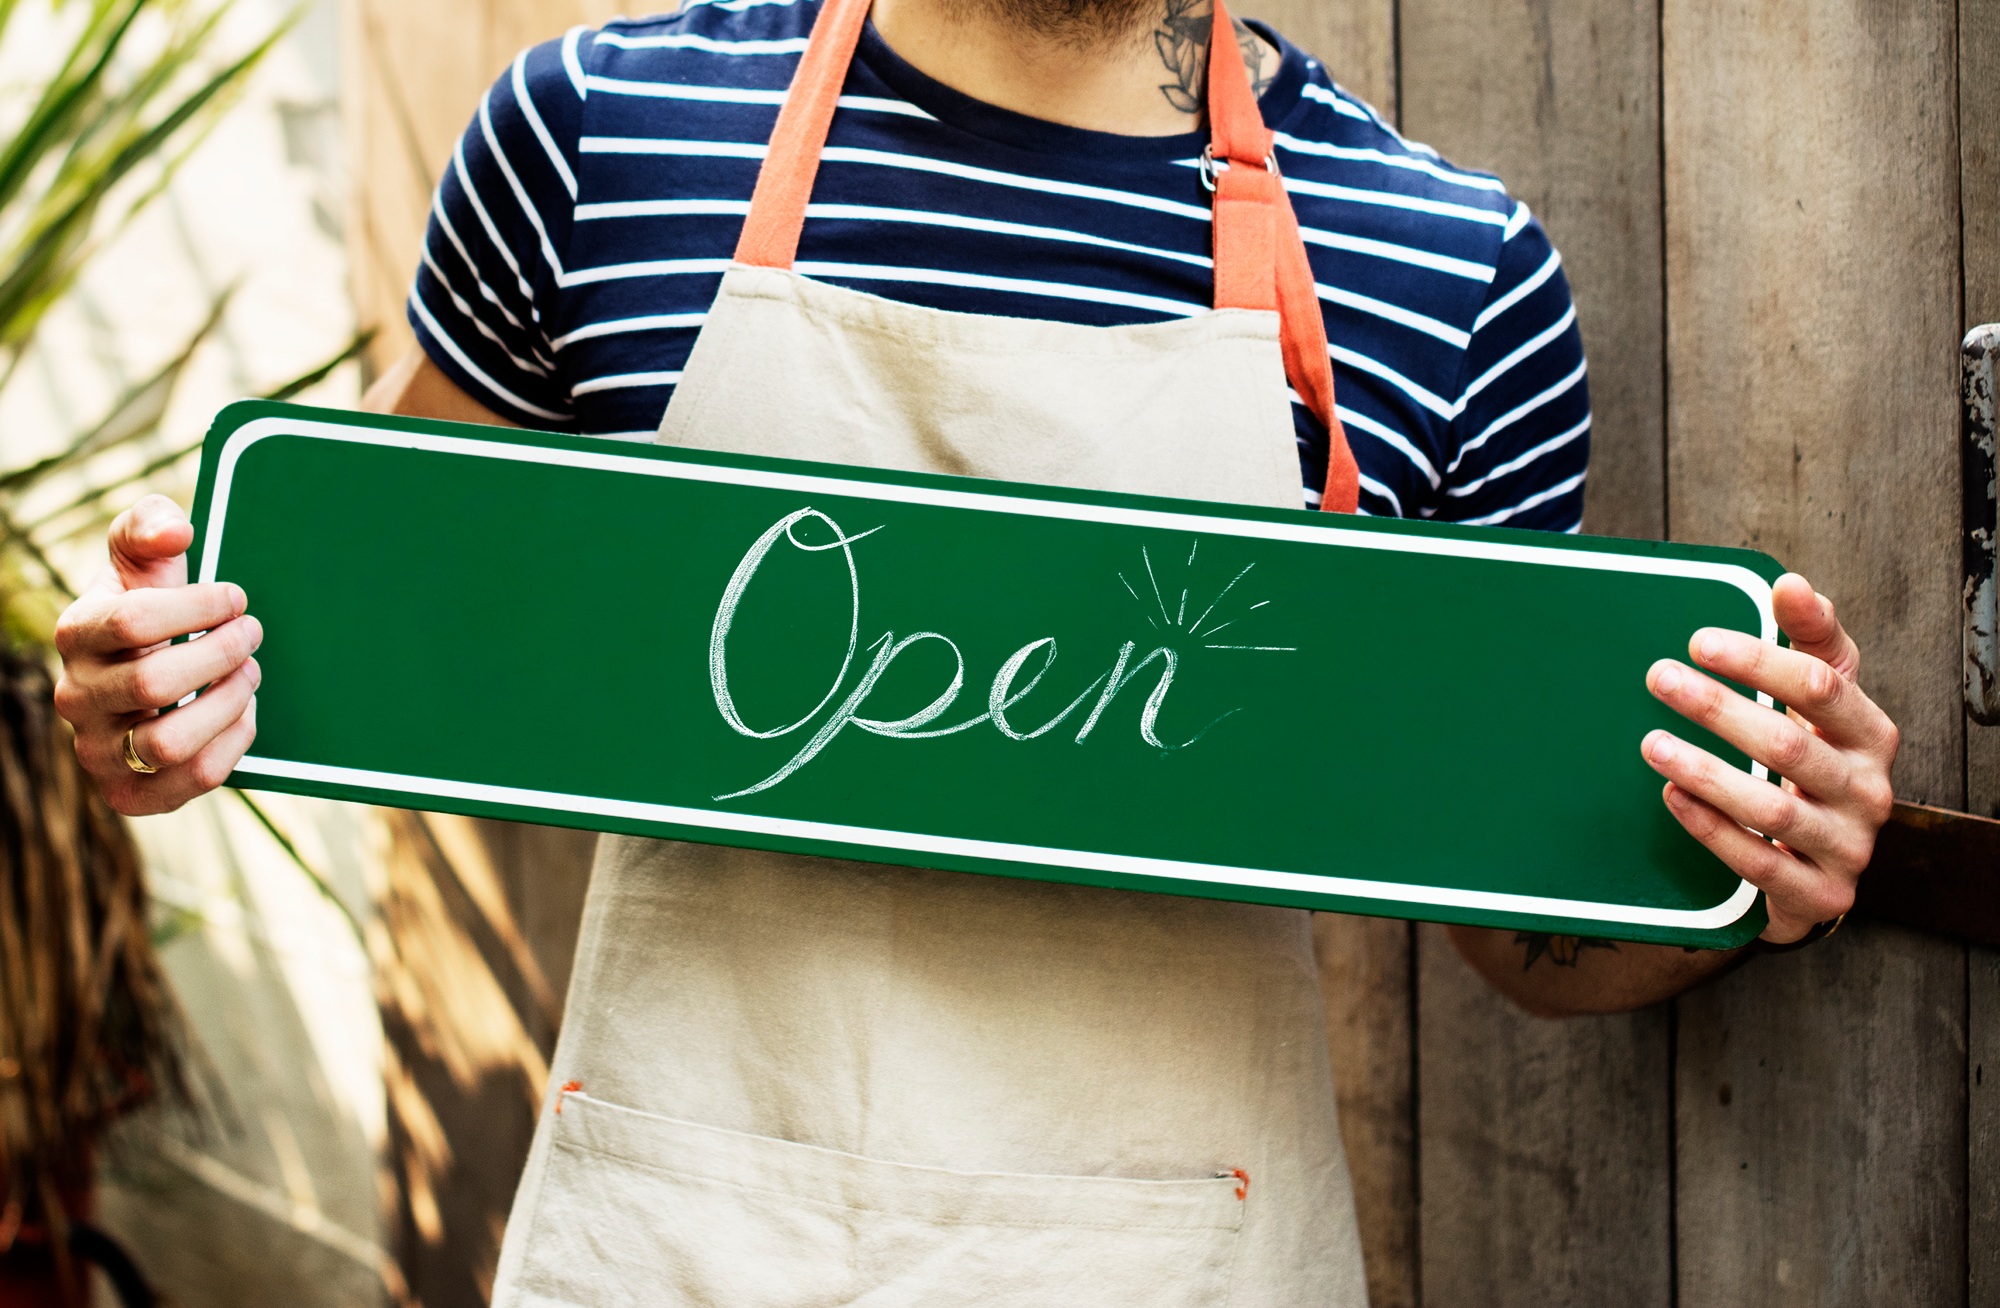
512, 1092, 1245, 1308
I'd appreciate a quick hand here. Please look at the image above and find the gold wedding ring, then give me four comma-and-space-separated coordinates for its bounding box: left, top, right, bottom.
122, 727, 157, 775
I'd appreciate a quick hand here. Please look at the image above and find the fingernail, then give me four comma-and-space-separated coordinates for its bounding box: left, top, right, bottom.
227, 583, 247, 615
246, 657, 262, 690
246, 616, 264, 650
1664, 785, 1689, 809
1653, 664, 1682, 696
1695, 631, 1723, 663
1645, 731, 1678, 764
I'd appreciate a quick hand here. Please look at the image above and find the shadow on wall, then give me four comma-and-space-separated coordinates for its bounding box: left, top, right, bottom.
375, 813, 596, 1308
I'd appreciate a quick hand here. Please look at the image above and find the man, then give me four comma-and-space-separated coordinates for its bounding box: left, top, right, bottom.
52, 0, 1897, 1301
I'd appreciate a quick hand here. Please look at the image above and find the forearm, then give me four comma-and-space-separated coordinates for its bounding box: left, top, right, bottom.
1446, 924, 1747, 1017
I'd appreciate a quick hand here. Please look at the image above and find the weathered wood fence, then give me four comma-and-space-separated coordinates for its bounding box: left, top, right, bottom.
343, 1, 1998, 1303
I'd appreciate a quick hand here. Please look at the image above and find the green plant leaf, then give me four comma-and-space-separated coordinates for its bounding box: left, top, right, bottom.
0, 0, 147, 219
0, 5, 290, 353
0, 289, 232, 494
228, 789, 364, 944
18, 328, 374, 540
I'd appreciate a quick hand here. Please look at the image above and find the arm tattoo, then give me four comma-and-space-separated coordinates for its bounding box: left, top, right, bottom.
1515, 932, 1619, 970
1153, 0, 1274, 115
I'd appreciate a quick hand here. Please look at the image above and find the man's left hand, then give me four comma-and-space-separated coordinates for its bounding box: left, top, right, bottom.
1641, 572, 1900, 944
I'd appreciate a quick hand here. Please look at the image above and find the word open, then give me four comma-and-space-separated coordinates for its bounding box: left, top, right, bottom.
708, 508, 1209, 800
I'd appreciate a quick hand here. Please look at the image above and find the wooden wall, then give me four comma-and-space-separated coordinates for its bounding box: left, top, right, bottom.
343, 1, 1994, 1303
1964, 3, 1999, 1299
1240, 1, 1988, 1304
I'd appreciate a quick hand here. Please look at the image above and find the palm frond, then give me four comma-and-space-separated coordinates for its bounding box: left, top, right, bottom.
0, 4, 293, 355
228, 789, 363, 943
0, 0, 146, 219
17, 328, 374, 549
0, 289, 233, 495
0, 2, 316, 1241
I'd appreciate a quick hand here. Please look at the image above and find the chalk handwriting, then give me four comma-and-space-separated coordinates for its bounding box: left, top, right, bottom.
709, 508, 1244, 801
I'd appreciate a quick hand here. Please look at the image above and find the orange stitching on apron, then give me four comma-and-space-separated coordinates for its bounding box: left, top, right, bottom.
555, 1080, 583, 1113
1230, 1168, 1250, 1201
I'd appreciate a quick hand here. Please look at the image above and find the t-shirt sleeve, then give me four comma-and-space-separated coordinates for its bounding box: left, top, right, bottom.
406, 36, 583, 429
1433, 207, 1590, 531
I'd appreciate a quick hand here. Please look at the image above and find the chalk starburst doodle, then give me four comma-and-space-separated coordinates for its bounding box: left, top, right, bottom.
1116, 539, 1295, 653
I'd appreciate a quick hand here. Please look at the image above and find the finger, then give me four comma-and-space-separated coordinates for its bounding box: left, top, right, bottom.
1660, 783, 1855, 940
1771, 573, 1860, 678
1684, 627, 1894, 754
88, 615, 262, 717
126, 659, 260, 772
108, 494, 195, 592
55, 582, 247, 659
1648, 658, 1848, 794
104, 695, 258, 818
70, 658, 257, 776
1641, 729, 1860, 872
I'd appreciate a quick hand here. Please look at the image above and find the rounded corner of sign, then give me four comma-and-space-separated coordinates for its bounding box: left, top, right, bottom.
214, 413, 294, 468
1700, 889, 1768, 950
1692, 877, 1764, 935
1714, 562, 1781, 641
210, 398, 262, 432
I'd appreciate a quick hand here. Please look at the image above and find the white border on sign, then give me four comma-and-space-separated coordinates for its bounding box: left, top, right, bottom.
201, 417, 1772, 932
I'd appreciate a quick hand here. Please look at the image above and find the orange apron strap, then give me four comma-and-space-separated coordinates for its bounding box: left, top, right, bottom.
737, 0, 1361, 514
1207, 0, 1359, 514
734, 0, 871, 268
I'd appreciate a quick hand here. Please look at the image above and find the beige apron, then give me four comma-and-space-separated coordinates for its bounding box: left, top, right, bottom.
491, 1, 1367, 1303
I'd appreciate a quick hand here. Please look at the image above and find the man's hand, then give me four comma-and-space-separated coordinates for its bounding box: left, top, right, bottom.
53, 495, 262, 815
1642, 572, 1900, 943
51, 351, 507, 818
1449, 573, 1900, 1015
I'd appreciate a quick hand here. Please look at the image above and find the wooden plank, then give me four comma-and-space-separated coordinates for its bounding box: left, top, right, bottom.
1392, 5, 1674, 1301
341, 0, 628, 378
1968, 0, 2000, 820
1967, 0, 1999, 329
1851, 803, 2000, 947
1975, 944, 2000, 1308
343, 0, 487, 376
1399, 0, 1665, 540
1662, 0, 1962, 804
1313, 914, 1416, 1308
1962, 2, 2000, 1287
1235, 0, 1398, 121
1662, 4, 1967, 1303
1413, 925, 1672, 1306
1675, 924, 1966, 1306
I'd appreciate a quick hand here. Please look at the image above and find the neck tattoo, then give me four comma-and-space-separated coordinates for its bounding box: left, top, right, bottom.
1153, 0, 1273, 115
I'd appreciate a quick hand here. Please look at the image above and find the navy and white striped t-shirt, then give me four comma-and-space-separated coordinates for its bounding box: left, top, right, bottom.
410, 1, 1590, 529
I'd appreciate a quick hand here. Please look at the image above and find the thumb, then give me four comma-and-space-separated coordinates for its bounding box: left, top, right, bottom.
107, 494, 193, 592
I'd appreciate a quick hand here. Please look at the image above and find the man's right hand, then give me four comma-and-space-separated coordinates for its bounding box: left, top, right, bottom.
53, 494, 263, 815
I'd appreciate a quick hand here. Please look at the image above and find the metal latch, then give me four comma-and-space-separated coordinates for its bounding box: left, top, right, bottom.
1967, 324, 2000, 723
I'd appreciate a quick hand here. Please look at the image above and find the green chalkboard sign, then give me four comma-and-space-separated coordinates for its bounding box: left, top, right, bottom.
188, 401, 1783, 947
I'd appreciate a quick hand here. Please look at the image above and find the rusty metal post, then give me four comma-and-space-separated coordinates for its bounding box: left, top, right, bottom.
1967, 324, 2000, 723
